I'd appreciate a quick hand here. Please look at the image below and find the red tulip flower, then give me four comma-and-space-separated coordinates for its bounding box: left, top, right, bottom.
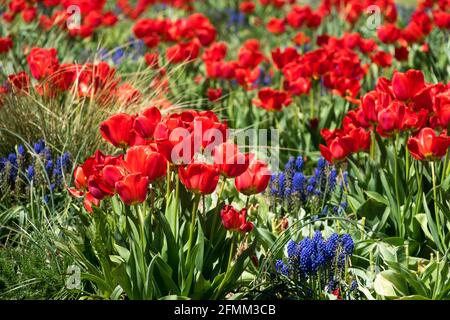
178, 162, 220, 195
8, 72, 30, 93
213, 142, 250, 178
100, 113, 142, 149
0, 37, 13, 54
115, 173, 149, 205
267, 18, 286, 34
124, 146, 167, 182
391, 70, 426, 102
319, 137, 354, 164
207, 88, 223, 102
83, 192, 101, 213
240, 1, 255, 14
434, 93, 450, 129
134, 106, 162, 139
253, 88, 292, 111
407, 128, 450, 161
220, 205, 253, 233
235, 157, 271, 195
88, 165, 126, 200
26, 47, 60, 80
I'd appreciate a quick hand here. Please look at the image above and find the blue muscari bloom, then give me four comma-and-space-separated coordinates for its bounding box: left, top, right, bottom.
270, 174, 278, 195
34, 140, 45, 154
292, 172, 304, 193
8, 153, 17, 164
17, 145, 25, 156
312, 252, 326, 272
295, 156, 304, 171
276, 260, 289, 276
299, 238, 314, 274
328, 169, 337, 191
306, 176, 316, 194
321, 205, 329, 216
317, 157, 326, 169
287, 240, 297, 258
61, 152, 71, 167
112, 48, 125, 65
324, 233, 339, 260
27, 165, 35, 181
50, 183, 56, 192
342, 234, 354, 255
45, 160, 53, 174
328, 278, 338, 292
43, 147, 52, 161
350, 280, 358, 292
278, 173, 286, 197
343, 171, 348, 187
284, 156, 295, 171
43, 194, 50, 204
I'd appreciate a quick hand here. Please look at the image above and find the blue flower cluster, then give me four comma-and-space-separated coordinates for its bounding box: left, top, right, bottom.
269, 156, 348, 217
0, 140, 71, 203
275, 231, 355, 298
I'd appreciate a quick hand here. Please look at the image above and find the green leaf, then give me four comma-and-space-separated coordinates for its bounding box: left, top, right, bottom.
374, 270, 410, 298
364, 191, 389, 205
415, 214, 434, 241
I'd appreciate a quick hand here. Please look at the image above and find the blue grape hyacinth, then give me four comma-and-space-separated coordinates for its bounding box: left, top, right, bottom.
0, 140, 72, 204
275, 231, 356, 299
268, 155, 348, 217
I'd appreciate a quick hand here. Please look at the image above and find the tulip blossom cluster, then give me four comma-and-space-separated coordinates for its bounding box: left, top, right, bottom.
133, 13, 216, 64
202, 39, 267, 90
319, 69, 450, 163
273, 43, 367, 101
69, 107, 271, 212
2, 46, 140, 103
3, 0, 118, 37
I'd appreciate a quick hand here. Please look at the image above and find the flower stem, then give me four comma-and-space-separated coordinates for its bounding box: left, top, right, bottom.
187, 194, 201, 261
393, 134, 403, 236
431, 162, 443, 245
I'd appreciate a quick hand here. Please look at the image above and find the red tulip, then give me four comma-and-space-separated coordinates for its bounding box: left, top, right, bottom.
178, 162, 220, 195
8, 72, 30, 92
124, 146, 167, 182
371, 51, 392, 68
207, 88, 223, 102
235, 157, 271, 195
271, 47, 299, 70
267, 17, 285, 34
253, 88, 292, 111
115, 173, 149, 205
87, 165, 126, 200
100, 113, 141, 149
83, 192, 101, 213
434, 93, 450, 129
391, 70, 426, 102
220, 205, 253, 233
240, 1, 255, 14
26, 47, 59, 80
319, 137, 354, 163
134, 106, 162, 139
0, 37, 13, 54
144, 53, 159, 68
213, 142, 250, 178
407, 128, 450, 161
376, 101, 406, 136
